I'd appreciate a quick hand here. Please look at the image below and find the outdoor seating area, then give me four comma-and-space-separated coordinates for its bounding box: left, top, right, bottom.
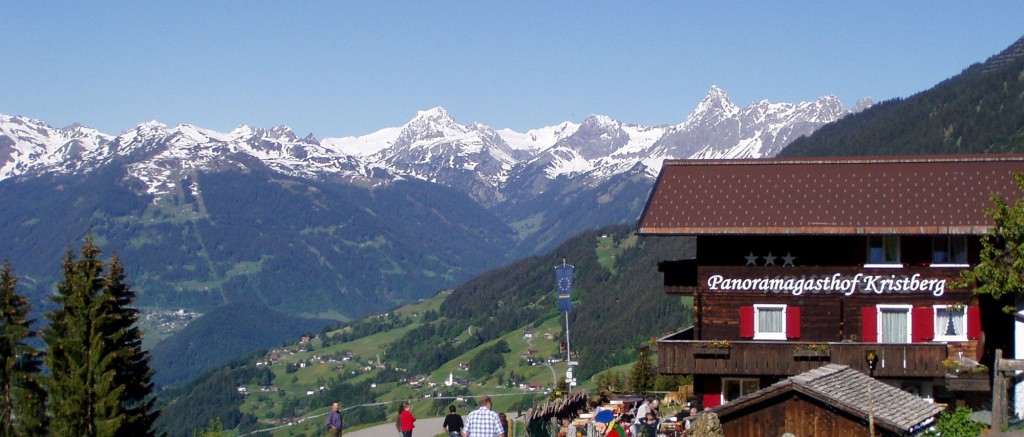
524, 391, 696, 437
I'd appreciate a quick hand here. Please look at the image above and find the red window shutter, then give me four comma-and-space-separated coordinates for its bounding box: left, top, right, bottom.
967, 306, 981, 340
861, 307, 877, 342
740, 306, 755, 338
702, 378, 722, 409
912, 307, 934, 342
786, 306, 801, 339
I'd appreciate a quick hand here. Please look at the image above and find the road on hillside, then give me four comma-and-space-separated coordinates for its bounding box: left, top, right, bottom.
343, 416, 532, 437
344, 416, 445, 437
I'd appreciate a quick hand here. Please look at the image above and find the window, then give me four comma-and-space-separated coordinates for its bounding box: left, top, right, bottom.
722, 378, 759, 403
867, 235, 900, 266
932, 236, 968, 266
933, 305, 967, 341
878, 305, 911, 343
753, 304, 787, 340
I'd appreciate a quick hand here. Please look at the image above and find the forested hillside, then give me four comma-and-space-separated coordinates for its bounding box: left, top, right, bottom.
149, 301, 333, 385
500, 169, 655, 257
155, 224, 695, 435
0, 167, 516, 317
394, 224, 693, 380
781, 36, 1024, 157
0, 166, 521, 386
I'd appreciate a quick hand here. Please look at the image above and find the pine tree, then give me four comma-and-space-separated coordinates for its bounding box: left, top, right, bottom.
0, 261, 47, 436
42, 237, 158, 437
101, 255, 159, 435
628, 345, 656, 394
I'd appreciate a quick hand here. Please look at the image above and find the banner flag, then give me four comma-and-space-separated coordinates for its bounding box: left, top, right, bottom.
555, 265, 574, 312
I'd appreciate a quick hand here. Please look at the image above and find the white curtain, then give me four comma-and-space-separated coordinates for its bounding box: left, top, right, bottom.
936, 307, 964, 337
758, 308, 784, 334
880, 308, 909, 343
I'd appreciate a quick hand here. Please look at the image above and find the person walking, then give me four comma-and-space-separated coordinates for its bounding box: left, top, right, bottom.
464, 395, 505, 437
326, 402, 343, 437
442, 404, 464, 437
397, 402, 416, 437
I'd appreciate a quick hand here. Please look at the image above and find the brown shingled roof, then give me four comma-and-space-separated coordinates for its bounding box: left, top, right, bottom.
711, 364, 944, 435
637, 154, 1024, 235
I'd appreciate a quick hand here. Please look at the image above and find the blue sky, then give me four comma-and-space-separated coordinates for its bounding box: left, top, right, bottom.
2, 2, 1022, 138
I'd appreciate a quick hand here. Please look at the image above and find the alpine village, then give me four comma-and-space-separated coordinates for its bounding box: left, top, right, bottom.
4, 24, 1024, 437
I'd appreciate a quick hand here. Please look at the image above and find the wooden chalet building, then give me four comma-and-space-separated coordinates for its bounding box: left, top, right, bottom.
636, 155, 1024, 410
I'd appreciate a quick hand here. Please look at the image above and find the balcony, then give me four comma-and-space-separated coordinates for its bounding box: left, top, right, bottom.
658, 340, 949, 378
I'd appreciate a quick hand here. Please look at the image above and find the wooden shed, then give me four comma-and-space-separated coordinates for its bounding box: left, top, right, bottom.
707, 364, 943, 436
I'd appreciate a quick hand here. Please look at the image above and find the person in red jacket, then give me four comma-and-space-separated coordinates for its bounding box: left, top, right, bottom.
396, 402, 416, 437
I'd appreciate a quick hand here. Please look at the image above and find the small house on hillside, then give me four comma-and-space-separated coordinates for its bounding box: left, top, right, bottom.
708, 364, 943, 436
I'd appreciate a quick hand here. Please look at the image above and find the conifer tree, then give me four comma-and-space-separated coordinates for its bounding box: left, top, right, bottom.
628, 345, 656, 394
101, 255, 158, 435
42, 236, 158, 437
0, 261, 47, 436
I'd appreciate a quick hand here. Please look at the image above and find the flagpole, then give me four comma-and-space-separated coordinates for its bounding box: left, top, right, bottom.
565, 307, 572, 394
562, 257, 573, 394
556, 258, 575, 394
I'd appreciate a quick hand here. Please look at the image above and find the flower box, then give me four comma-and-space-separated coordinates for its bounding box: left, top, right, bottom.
794, 349, 831, 359
693, 347, 730, 357
945, 373, 990, 392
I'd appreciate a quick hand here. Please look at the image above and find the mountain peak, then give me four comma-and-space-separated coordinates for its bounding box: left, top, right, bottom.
693, 85, 739, 118
138, 120, 167, 130
581, 114, 620, 129
231, 125, 256, 137
413, 107, 453, 122
266, 125, 297, 140
396, 107, 463, 146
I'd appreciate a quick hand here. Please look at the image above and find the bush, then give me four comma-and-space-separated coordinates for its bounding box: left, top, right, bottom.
923, 407, 984, 437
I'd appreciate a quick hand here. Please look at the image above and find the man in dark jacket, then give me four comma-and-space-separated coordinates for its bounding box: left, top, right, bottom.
443, 404, 464, 437
327, 402, 343, 437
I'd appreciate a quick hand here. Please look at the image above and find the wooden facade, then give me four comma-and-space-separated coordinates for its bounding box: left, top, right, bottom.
691, 266, 977, 344
719, 393, 889, 437
655, 241, 983, 409
636, 155, 1024, 411
659, 340, 950, 378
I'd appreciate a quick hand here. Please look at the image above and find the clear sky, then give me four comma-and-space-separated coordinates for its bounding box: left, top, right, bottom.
2, 2, 1022, 138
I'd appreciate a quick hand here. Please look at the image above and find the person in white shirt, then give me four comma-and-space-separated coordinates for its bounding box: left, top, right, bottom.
464, 396, 505, 437
632, 399, 650, 436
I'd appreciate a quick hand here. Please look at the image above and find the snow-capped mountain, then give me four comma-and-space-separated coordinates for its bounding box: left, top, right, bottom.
0, 115, 114, 178
0, 87, 865, 205
0, 87, 864, 383
653, 85, 851, 161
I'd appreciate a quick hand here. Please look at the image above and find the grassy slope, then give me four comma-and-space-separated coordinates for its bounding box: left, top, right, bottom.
166, 229, 689, 436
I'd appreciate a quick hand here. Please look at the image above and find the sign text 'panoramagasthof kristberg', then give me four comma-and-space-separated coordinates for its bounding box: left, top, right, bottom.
706, 273, 948, 296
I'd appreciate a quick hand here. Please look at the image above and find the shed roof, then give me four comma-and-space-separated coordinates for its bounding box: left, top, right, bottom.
711, 364, 944, 435
637, 154, 1024, 235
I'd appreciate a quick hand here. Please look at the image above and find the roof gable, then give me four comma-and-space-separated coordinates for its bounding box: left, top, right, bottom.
637, 155, 1024, 235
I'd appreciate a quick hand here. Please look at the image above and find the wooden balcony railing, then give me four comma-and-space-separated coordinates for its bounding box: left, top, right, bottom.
658, 340, 949, 378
